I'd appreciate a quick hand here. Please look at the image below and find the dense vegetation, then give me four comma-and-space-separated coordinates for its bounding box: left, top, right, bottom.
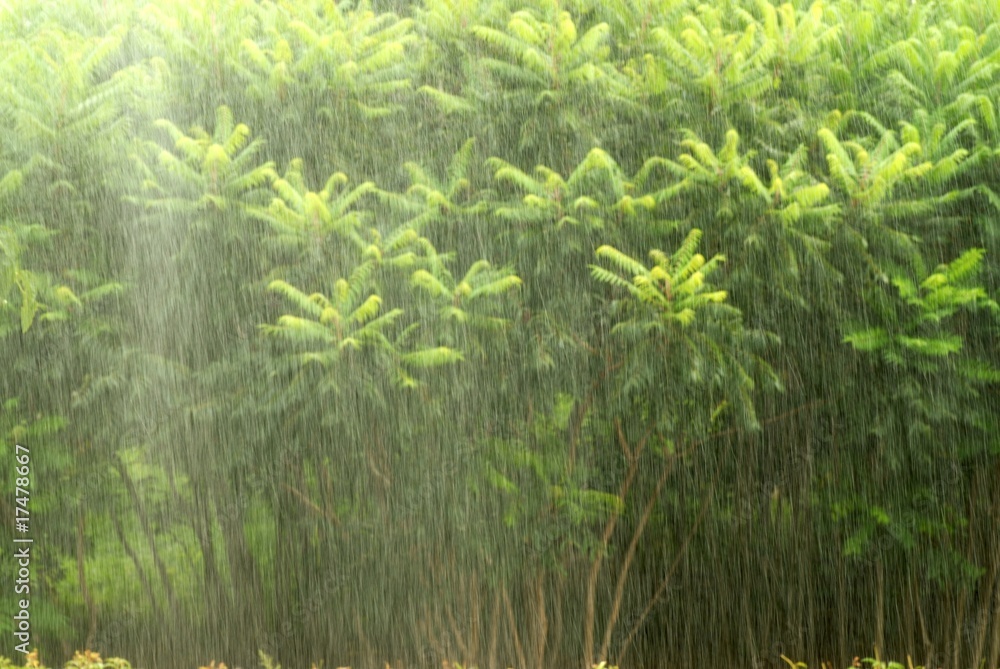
1, 0, 999, 667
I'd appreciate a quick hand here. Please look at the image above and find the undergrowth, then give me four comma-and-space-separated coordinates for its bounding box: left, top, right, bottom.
1, 649, 992, 669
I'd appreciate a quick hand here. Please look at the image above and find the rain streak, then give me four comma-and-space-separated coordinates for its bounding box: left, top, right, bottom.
1, 1, 999, 669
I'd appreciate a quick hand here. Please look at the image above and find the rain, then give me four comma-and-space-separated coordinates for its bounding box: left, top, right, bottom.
1, 0, 999, 668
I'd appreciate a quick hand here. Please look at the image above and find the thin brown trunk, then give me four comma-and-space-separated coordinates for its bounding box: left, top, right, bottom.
619, 479, 714, 665
550, 571, 565, 669
797, 541, 807, 660
367, 423, 393, 526
443, 552, 472, 663
77, 508, 97, 648
320, 456, 336, 522
445, 598, 471, 661
566, 389, 594, 476
942, 589, 955, 669
282, 482, 341, 526
354, 610, 376, 662
423, 561, 455, 662
971, 502, 1000, 669
954, 587, 968, 669
988, 462, 1000, 669
503, 583, 527, 669
987, 572, 1000, 669
583, 420, 651, 668
796, 431, 810, 662
839, 543, 848, 669
191, 476, 221, 591
469, 571, 481, 664
110, 505, 159, 610
915, 574, 934, 668
744, 597, 760, 669
876, 558, 885, 662
488, 590, 501, 669
833, 416, 847, 669
904, 565, 916, 663
216, 488, 264, 638
422, 604, 447, 665
807, 556, 816, 665
598, 453, 677, 663
684, 552, 693, 669
969, 584, 991, 669
953, 478, 978, 669
533, 571, 548, 669
114, 458, 177, 611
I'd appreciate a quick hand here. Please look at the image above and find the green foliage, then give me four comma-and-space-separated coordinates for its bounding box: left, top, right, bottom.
411, 258, 522, 330
591, 229, 729, 329
482, 392, 625, 558
0, 24, 143, 167
844, 248, 998, 368
650, 5, 776, 115
402, 137, 487, 229
253, 159, 376, 251
237, 1, 416, 118
490, 147, 645, 230
3, 0, 1000, 667
469, 2, 630, 164
262, 263, 465, 389
135, 105, 274, 220
0, 170, 44, 333
263, 269, 398, 353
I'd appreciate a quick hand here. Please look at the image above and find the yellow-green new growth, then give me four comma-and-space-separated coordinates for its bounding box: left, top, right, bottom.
591, 228, 727, 328
138, 105, 274, 218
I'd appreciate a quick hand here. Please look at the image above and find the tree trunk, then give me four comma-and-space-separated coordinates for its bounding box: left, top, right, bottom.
987, 565, 1000, 669
953, 588, 968, 669
583, 419, 653, 667
839, 539, 847, 669
971, 477, 1000, 669
914, 574, 934, 668
488, 589, 501, 669
876, 558, 885, 662
110, 505, 159, 611
76, 507, 97, 649
598, 454, 677, 663
114, 458, 177, 612
503, 583, 527, 669
216, 486, 265, 650
904, 565, 916, 663
469, 570, 482, 665
968, 581, 992, 669
533, 571, 548, 669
